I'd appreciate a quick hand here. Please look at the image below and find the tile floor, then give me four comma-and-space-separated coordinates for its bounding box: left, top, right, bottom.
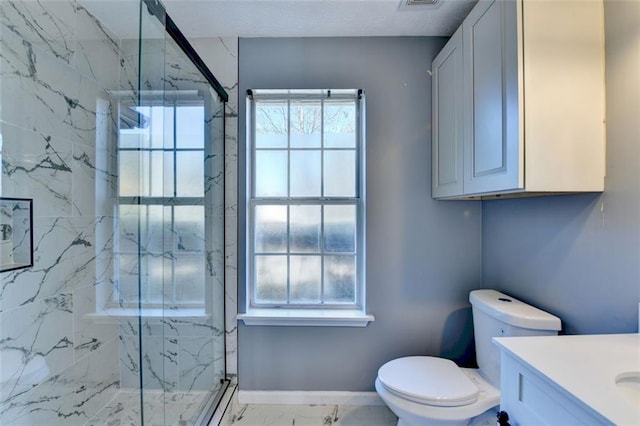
86, 390, 211, 426
217, 389, 398, 426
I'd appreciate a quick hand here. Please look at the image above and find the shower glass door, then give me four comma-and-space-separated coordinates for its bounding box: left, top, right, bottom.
116, 1, 226, 423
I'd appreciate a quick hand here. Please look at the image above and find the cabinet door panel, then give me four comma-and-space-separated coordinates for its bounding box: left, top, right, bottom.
471, 3, 504, 175
431, 27, 463, 198
463, 0, 522, 195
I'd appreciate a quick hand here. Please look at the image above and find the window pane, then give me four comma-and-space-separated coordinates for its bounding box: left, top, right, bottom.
119, 150, 173, 197
118, 205, 140, 252
290, 101, 321, 148
163, 151, 174, 197
175, 254, 205, 302
149, 106, 170, 149
144, 253, 171, 304
176, 151, 204, 197
290, 150, 320, 197
290, 205, 320, 253
133, 106, 153, 149
149, 151, 167, 197
255, 205, 287, 253
121, 106, 173, 149
176, 106, 204, 149
118, 150, 140, 196
256, 101, 288, 148
324, 255, 356, 303
120, 206, 169, 253
324, 101, 356, 148
324, 205, 356, 253
119, 128, 146, 149
174, 206, 204, 252
118, 253, 139, 303
255, 150, 288, 197
143, 205, 166, 252
250, 91, 363, 308
163, 106, 175, 149
290, 255, 321, 303
324, 150, 356, 197
255, 255, 287, 303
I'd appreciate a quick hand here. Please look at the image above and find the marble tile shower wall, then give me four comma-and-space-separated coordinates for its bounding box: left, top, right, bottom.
0, 2, 234, 424
118, 317, 223, 392
188, 36, 239, 379
192, 37, 239, 379
0, 1, 121, 424
221, 38, 238, 380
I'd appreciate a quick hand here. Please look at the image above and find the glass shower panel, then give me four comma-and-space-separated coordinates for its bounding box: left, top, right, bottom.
161, 42, 226, 426
207, 91, 226, 413
135, 2, 170, 425
136, 2, 226, 424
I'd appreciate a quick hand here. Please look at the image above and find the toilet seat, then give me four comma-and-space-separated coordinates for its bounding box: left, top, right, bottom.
377, 356, 479, 407
375, 368, 501, 424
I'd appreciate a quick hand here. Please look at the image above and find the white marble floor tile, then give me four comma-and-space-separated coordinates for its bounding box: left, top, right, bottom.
218, 390, 397, 426
86, 389, 212, 426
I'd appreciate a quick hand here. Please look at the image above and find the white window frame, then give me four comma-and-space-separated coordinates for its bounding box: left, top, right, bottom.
114, 95, 208, 310
239, 89, 373, 327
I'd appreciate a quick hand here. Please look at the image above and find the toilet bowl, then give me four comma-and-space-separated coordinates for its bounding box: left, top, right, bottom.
375, 357, 499, 426
375, 289, 562, 426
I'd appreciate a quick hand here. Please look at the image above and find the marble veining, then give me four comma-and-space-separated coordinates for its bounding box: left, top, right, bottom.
118, 315, 224, 393
0, 294, 74, 408
189, 36, 240, 379
0, 30, 99, 146
1, 123, 73, 217
0, 338, 119, 425
74, 3, 120, 88
86, 389, 213, 426
1, 216, 104, 311
219, 392, 398, 426
0, 0, 76, 65
1, 0, 122, 423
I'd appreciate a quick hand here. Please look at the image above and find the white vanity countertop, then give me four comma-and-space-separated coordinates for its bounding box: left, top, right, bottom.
494, 333, 640, 425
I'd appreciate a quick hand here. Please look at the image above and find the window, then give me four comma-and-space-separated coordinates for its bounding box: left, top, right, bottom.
116, 100, 207, 308
246, 89, 366, 314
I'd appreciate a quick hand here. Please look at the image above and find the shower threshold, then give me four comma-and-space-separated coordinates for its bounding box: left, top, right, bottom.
86, 381, 230, 426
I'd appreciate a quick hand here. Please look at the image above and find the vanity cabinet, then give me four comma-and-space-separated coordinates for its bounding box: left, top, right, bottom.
499, 348, 612, 425
432, 0, 605, 199
494, 334, 640, 425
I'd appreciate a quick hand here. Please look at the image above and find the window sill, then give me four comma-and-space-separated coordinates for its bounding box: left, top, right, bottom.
86, 308, 209, 324
237, 308, 374, 327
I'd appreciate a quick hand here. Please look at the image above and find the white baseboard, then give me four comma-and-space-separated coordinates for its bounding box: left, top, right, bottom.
237, 390, 385, 406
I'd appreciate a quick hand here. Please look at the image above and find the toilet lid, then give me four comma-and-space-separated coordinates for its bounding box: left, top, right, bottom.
378, 356, 479, 407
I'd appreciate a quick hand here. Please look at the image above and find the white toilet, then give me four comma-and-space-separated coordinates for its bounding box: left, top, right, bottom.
375, 289, 561, 426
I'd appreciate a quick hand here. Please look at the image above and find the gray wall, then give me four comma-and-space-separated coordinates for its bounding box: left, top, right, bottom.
238, 37, 483, 391
482, 0, 640, 335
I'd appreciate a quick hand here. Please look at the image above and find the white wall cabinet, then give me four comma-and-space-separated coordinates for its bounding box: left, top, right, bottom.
432, 0, 605, 200
431, 27, 463, 198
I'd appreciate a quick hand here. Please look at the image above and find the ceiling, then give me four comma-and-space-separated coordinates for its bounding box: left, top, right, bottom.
81, 0, 477, 39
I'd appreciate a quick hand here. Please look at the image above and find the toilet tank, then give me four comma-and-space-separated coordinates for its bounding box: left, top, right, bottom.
469, 289, 561, 387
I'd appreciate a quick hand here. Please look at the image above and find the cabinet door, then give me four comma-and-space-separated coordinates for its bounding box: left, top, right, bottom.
431, 27, 463, 199
463, 0, 522, 195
